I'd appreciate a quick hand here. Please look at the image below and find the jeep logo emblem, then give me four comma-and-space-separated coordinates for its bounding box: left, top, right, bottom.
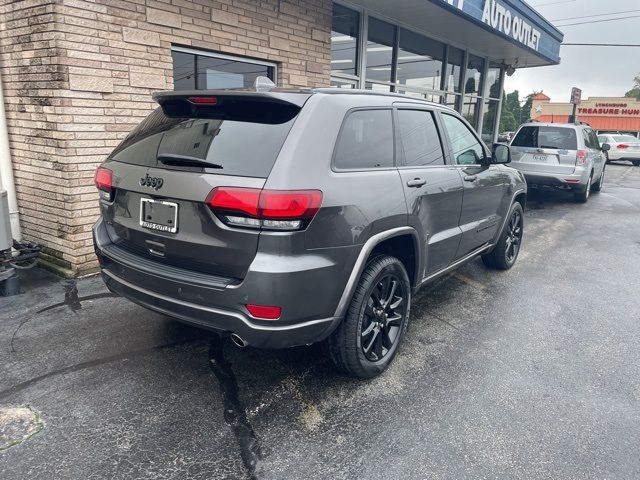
140, 173, 163, 190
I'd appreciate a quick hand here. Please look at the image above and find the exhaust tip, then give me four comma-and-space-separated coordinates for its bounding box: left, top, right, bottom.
230, 333, 248, 348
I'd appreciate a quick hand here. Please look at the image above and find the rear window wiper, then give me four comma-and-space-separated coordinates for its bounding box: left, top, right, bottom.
157, 153, 223, 169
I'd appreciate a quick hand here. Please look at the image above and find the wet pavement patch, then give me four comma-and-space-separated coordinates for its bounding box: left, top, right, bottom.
0, 405, 44, 451
208, 336, 263, 479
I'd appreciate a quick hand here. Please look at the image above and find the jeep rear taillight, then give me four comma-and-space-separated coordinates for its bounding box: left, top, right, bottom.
576, 149, 588, 166
94, 167, 114, 201
206, 187, 322, 231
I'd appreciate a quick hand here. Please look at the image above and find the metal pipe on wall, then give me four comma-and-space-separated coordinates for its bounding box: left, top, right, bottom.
0, 68, 21, 241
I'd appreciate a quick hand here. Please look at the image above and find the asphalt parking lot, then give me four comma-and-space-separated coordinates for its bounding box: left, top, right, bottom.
1, 163, 639, 479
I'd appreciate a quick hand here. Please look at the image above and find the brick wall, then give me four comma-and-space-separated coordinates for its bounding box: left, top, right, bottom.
0, 0, 332, 275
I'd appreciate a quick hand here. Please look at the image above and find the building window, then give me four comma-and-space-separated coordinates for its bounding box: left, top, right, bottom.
331, 4, 360, 77
171, 47, 276, 90
328, 2, 505, 137
481, 62, 503, 144
465, 54, 484, 96
366, 17, 396, 85
444, 46, 464, 94
396, 29, 445, 92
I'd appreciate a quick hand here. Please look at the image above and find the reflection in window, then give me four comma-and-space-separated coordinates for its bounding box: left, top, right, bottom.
465, 54, 485, 96
461, 96, 480, 129
365, 82, 392, 92
444, 46, 464, 93
442, 114, 485, 166
331, 4, 359, 76
172, 49, 274, 90
396, 28, 444, 91
331, 78, 356, 88
484, 62, 502, 99
172, 51, 196, 90
482, 99, 500, 145
366, 17, 396, 83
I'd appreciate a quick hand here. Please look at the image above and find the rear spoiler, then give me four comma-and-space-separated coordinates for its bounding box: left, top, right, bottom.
152, 90, 311, 124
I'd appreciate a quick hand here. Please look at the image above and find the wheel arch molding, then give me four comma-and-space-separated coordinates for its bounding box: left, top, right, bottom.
333, 227, 421, 319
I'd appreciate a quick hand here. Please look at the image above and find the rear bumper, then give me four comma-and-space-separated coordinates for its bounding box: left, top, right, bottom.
607, 150, 640, 160
519, 167, 589, 189
93, 218, 352, 348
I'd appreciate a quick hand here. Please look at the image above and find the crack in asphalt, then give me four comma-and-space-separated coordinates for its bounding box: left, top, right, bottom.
208, 336, 263, 479
0, 338, 200, 401
9, 281, 118, 353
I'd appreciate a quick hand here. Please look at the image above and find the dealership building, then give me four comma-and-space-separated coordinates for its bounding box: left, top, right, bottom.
530, 93, 640, 137
0, 0, 562, 275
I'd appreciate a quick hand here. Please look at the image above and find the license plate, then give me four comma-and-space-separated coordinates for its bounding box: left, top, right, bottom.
140, 198, 178, 233
532, 154, 548, 162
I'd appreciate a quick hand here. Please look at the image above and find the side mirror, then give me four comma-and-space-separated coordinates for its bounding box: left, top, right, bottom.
601, 143, 611, 152
492, 143, 511, 164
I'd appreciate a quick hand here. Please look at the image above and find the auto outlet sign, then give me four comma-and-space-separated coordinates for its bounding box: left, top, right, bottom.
443, 0, 543, 51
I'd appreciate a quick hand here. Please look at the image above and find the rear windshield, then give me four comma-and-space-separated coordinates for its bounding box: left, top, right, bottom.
108, 106, 297, 177
612, 135, 639, 142
512, 126, 578, 150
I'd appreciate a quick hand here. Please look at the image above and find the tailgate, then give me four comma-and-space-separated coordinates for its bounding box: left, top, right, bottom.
511, 147, 576, 174
98, 91, 308, 279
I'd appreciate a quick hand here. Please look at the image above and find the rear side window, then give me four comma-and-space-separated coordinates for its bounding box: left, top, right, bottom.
334, 109, 394, 169
512, 126, 577, 150
109, 106, 297, 178
612, 134, 638, 142
397, 110, 445, 167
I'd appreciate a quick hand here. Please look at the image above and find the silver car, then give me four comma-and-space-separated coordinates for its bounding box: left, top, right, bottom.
509, 123, 608, 203
597, 133, 640, 166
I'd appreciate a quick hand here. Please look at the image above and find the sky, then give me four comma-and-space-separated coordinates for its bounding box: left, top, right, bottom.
504, 0, 640, 101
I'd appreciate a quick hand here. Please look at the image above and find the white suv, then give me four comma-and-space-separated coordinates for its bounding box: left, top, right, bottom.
509, 123, 609, 203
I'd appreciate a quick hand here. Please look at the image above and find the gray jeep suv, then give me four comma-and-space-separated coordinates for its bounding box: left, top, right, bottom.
93, 88, 526, 377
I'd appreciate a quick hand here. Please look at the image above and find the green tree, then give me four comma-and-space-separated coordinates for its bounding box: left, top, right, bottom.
625, 74, 640, 99
504, 91, 521, 124
520, 92, 540, 125
499, 109, 517, 132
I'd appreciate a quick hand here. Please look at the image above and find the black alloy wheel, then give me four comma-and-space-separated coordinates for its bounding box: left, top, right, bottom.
504, 208, 523, 265
327, 255, 411, 378
360, 273, 407, 362
482, 201, 524, 270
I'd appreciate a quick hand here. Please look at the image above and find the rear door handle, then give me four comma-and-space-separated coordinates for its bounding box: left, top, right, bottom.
406, 178, 426, 188
464, 175, 477, 182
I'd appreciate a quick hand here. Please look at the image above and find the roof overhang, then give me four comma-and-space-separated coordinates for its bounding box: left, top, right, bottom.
345, 0, 563, 68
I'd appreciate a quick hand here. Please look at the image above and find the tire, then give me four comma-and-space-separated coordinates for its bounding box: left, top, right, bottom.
632, 160, 640, 167
591, 166, 605, 193
482, 202, 524, 270
327, 255, 411, 378
573, 175, 592, 203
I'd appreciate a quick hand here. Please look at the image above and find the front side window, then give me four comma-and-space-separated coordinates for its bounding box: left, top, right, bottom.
441, 114, 485, 165
171, 49, 275, 90
512, 126, 578, 150
331, 4, 360, 76
334, 109, 394, 169
397, 110, 444, 167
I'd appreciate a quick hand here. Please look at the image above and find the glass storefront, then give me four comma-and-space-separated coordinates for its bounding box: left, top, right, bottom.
330, 2, 504, 143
